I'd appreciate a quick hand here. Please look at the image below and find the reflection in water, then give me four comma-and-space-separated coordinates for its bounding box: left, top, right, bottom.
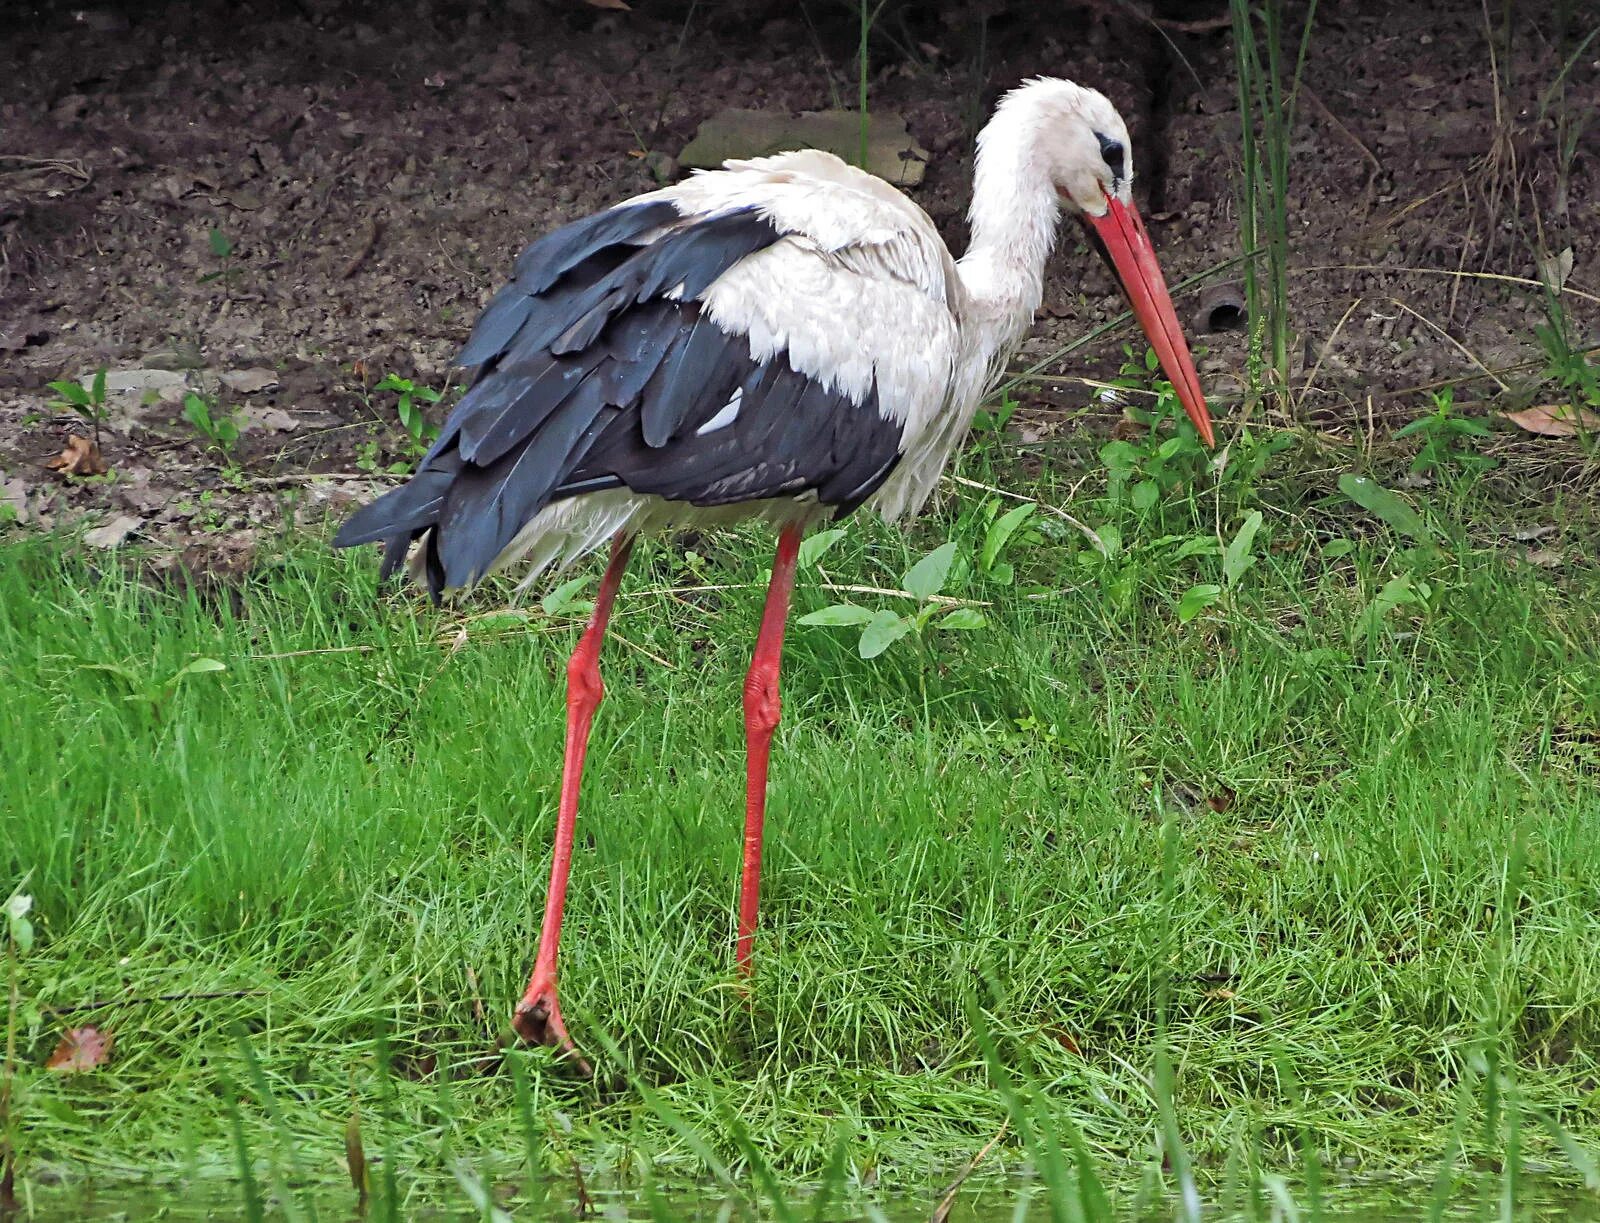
20, 1176, 1600, 1222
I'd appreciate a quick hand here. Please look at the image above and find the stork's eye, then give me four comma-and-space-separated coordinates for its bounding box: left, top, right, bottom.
1095, 133, 1126, 182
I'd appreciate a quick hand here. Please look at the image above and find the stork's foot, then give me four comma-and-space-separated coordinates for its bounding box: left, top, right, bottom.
513, 977, 592, 1075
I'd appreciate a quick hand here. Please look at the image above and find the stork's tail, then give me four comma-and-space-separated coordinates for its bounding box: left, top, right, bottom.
332, 452, 463, 592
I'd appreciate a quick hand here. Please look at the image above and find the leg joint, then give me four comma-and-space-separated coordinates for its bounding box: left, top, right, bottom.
566, 645, 604, 708
742, 667, 780, 734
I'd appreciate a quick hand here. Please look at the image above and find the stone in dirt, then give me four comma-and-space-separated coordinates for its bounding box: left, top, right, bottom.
680, 109, 930, 187
83, 514, 142, 548
220, 368, 280, 394
89, 369, 190, 396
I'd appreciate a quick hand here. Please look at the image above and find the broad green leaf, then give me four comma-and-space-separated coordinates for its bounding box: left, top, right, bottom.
48, 380, 92, 407
1098, 440, 1138, 477
173, 657, 226, 678
798, 603, 874, 627
798, 529, 847, 569
541, 577, 591, 617
1321, 538, 1354, 558
208, 226, 234, 258
1177, 583, 1222, 623
902, 541, 957, 602
859, 610, 912, 659
90, 366, 107, 405
182, 393, 211, 431
939, 608, 987, 630
1223, 511, 1264, 588
1174, 536, 1220, 560
1094, 524, 1122, 559
981, 502, 1036, 571
1356, 573, 1420, 639
1337, 474, 1431, 540
1131, 480, 1159, 511
470, 611, 531, 633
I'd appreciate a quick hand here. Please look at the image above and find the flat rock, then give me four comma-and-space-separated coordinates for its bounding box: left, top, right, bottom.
83, 514, 143, 548
680, 109, 929, 187
89, 368, 189, 395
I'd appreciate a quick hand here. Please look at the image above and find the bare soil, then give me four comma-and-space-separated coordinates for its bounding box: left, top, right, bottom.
1, 0, 1595, 568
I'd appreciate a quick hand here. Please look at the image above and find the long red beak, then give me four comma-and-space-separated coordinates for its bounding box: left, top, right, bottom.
1085, 196, 1214, 447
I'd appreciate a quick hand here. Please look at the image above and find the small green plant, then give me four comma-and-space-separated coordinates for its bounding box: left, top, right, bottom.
374, 374, 442, 459
78, 655, 226, 722
1395, 387, 1495, 476
173, 488, 230, 533
46, 366, 108, 446
198, 226, 236, 287
1098, 348, 1211, 512
1174, 509, 1264, 623
800, 539, 985, 659
971, 387, 1020, 437
355, 435, 413, 477
1534, 311, 1600, 417
182, 391, 241, 471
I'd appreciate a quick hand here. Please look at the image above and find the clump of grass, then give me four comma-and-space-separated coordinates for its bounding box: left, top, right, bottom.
1229, 0, 1319, 417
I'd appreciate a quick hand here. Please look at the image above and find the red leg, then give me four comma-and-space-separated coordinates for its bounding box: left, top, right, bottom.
514, 533, 635, 1068
736, 524, 804, 975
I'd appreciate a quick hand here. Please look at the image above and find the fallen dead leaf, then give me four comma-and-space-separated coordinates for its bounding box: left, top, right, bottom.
1046, 1027, 1082, 1056
1513, 525, 1558, 542
46, 1026, 113, 1072
1509, 549, 1563, 569
1207, 788, 1237, 813
346, 1108, 369, 1205
1538, 246, 1574, 294
45, 435, 108, 476
1203, 988, 1238, 1002
83, 514, 142, 548
1500, 404, 1600, 437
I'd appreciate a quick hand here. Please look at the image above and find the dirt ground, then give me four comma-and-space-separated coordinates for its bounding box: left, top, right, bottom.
1, 0, 1595, 569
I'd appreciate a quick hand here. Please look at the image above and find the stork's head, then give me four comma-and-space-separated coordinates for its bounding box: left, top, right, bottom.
986, 78, 1214, 446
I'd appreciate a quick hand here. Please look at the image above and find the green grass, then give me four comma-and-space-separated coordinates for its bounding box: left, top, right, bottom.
3, 437, 1600, 1215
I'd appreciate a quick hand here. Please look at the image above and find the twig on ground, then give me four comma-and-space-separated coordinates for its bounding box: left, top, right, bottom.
1296, 262, 1600, 307
1300, 296, 1365, 404
930, 1121, 1009, 1223
339, 217, 382, 280
1386, 296, 1510, 391
1301, 87, 1380, 203
944, 473, 1107, 554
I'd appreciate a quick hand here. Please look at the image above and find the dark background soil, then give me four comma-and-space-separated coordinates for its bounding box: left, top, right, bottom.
1, 0, 1595, 566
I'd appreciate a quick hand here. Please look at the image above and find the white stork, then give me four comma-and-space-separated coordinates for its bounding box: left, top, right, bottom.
335, 77, 1213, 1066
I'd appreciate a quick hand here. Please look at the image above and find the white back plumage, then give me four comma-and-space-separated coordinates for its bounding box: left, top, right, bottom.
480, 78, 1128, 585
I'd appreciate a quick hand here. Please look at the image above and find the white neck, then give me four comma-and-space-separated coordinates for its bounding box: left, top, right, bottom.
955, 100, 1063, 371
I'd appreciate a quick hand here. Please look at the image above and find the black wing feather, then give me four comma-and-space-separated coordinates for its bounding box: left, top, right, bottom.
334, 201, 908, 597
